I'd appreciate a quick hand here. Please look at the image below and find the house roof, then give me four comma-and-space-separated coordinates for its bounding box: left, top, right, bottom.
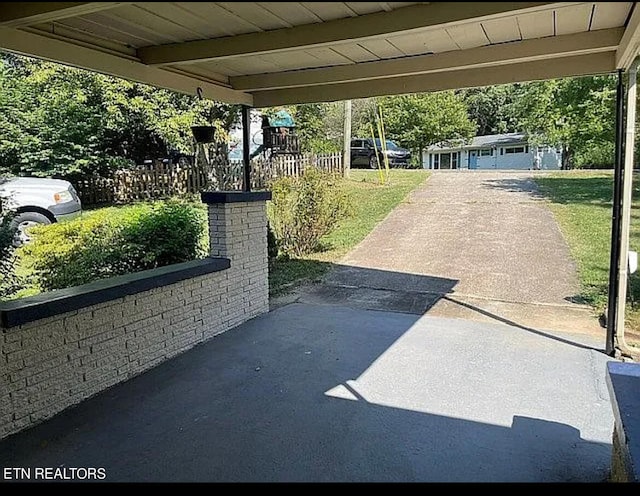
470, 132, 528, 148
0, 3, 637, 106
428, 133, 529, 151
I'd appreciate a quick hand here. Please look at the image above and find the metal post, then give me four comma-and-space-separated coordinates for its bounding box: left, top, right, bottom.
242, 105, 251, 192
606, 69, 625, 356
343, 99, 352, 178
615, 59, 638, 355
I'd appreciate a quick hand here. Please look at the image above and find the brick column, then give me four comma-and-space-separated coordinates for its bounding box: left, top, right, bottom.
201, 191, 272, 324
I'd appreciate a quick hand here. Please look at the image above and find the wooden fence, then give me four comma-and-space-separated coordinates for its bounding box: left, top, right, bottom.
71, 152, 343, 206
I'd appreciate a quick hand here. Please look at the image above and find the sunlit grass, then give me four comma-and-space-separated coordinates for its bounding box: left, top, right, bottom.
269, 169, 429, 295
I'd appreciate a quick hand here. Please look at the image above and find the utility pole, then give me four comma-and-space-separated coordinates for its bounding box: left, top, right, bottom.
615, 59, 638, 356
343, 99, 352, 178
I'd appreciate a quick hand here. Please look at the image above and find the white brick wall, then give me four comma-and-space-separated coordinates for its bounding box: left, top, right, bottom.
0, 201, 269, 439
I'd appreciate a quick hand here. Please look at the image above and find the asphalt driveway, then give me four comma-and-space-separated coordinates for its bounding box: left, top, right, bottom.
300, 171, 602, 337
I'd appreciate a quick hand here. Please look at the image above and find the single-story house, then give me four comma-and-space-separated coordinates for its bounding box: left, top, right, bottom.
422, 133, 562, 171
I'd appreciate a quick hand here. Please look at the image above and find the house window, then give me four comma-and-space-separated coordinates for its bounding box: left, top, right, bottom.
452, 152, 458, 169
479, 148, 492, 157
504, 146, 526, 154
433, 154, 440, 169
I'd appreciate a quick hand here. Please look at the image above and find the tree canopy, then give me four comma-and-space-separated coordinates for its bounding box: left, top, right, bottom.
0, 50, 621, 175
0, 53, 238, 178
378, 92, 476, 154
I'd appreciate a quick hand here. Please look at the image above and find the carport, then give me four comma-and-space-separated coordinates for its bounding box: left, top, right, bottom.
2, 2, 636, 353
0, 2, 639, 481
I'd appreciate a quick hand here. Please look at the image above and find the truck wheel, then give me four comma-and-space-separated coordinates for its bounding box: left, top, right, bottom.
11, 211, 51, 246
369, 156, 378, 169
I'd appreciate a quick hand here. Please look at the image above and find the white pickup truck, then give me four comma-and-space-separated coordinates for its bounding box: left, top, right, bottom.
0, 177, 82, 244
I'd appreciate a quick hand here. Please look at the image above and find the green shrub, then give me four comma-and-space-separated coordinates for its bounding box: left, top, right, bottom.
268, 168, 351, 257
19, 201, 205, 291
574, 142, 615, 169
267, 222, 278, 265
0, 209, 19, 298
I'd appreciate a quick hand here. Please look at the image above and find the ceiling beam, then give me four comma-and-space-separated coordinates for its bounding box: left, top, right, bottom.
251, 52, 616, 107
233, 28, 622, 91
617, 2, 640, 69
0, 26, 252, 105
138, 2, 568, 66
0, 2, 127, 27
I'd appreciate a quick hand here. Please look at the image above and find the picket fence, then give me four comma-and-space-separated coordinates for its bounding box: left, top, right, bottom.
71, 152, 343, 206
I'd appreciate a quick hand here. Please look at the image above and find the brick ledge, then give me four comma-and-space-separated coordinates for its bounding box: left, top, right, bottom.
0, 258, 230, 329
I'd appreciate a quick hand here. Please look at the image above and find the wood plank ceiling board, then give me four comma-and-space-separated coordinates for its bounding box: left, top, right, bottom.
385, 27, 461, 56
192, 60, 242, 77
260, 50, 327, 71
54, 16, 156, 48
417, 29, 461, 53
27, 21, 139, 56
300, 2, 358, 21
157, 3, 263, 38
555, 3, 594, 35
445, 23, 490, 50
133, 3, 228, 40
102, 4, 204, 42
214, 2, 291, 30
384, 32, 433, 56
344, 2, 388, 15
590, 2, 632, 30
76, 11, 180, 45
387, 2, 418, 9
481, 16, 522, 44
256, 2, 322, 26
516, 10, 555, 39
220, 56, 286, 75
358, 38, 405, 58
331, 43, 380, 62
304, 46, 354, 66
167, 64, 230, 85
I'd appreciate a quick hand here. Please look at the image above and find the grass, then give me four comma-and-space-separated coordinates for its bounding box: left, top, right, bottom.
269, 169, 430, 295
534, 170, 640, 335
3, 170, 429, 301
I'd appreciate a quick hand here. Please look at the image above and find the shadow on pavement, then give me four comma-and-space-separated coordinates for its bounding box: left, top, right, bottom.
0, 302, 610, 482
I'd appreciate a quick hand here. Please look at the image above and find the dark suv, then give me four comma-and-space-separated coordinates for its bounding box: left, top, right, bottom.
350, 138, 411, 169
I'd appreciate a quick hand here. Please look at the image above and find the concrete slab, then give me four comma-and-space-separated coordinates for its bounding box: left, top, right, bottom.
302, 171, 602, 337
0, 303, 613, 482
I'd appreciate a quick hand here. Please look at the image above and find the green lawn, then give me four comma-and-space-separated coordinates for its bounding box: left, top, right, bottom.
5, 170, 429, 301
534, 171, 640, 332
269, 169, 430, 295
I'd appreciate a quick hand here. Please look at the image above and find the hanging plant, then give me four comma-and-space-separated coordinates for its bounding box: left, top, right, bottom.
191, 125, 216, 144
191, 87, 217, 143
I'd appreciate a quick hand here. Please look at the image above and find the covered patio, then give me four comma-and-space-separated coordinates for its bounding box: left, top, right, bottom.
1, 1, 640, 482
0, 302, 612, 482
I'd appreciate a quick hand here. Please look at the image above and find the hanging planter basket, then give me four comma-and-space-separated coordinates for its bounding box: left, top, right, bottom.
191, 125, 216, 144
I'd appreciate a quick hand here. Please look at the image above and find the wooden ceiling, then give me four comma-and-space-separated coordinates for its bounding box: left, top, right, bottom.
0, 2, 637, 106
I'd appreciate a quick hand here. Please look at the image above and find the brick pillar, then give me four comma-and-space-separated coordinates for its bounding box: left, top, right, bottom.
201, 191, 271, 323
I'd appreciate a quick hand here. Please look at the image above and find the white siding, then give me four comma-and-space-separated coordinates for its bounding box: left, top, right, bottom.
424, 140, 562, 170
497, 145, 531, 169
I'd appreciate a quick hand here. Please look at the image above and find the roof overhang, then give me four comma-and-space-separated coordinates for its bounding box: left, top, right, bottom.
0, 2, 637, 106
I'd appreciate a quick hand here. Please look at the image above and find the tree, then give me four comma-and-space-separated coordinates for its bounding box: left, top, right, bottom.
459, 85, 520, 135
378, 92, 476, 159
0, 52, 239, 178
512, 75, 616, 168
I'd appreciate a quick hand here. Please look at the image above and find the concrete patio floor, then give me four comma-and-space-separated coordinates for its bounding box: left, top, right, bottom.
0, 302, 613, 482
